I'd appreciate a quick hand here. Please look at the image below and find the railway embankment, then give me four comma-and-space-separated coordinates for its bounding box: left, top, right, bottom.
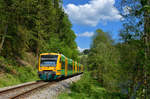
0, 74, 81, 99
21, 75, 81, 99
0, 53, 39, 88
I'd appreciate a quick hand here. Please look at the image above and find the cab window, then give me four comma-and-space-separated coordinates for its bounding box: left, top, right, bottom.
40, 55, 58, 67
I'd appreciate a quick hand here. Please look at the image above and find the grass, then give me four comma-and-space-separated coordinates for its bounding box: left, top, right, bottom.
0, 65, 39, 88
0, 54, 39, 88
58, 72, 126, 99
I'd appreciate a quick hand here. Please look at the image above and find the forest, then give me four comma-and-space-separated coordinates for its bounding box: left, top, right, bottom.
0, 0, 78, 87
59, 0, 150, 98
0, 0, 78, 59
0, 0, 150, 99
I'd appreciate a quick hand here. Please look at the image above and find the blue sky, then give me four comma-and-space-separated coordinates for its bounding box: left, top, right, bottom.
63, 0, 123, 51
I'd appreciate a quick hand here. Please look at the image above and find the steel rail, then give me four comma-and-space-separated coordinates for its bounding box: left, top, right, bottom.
11, 81, 56, 99
0, 73, 82, 99
0, 81, 46, 99
11, 73, 82, 99
0, 81, 43, 94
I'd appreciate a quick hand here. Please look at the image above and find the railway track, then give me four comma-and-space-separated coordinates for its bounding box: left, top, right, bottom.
12, 81, 56, 99
0, 73, 82, 99
0, 81, 48, 99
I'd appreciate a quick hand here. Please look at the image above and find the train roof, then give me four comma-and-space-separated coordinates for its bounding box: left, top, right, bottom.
40, 53, 60, 55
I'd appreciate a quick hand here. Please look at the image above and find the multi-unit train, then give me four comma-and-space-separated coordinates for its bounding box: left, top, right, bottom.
38, 53, 83, 81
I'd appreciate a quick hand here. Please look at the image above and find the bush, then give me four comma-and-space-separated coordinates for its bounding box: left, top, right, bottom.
0, 56, 39, 88
59, 72, 126, 99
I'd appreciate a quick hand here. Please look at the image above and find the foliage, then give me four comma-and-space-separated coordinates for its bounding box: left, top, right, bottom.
116, 40, 145, 98
0, 0, 78, 87
59, 72, 126, 99
116, 0, 150, 98
87, 29, 120, 91
0, 0, 78, 60
59, 0, 150, 98
0, 56, 39, 87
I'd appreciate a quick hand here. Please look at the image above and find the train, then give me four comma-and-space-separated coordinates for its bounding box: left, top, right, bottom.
38, 53, 83, 81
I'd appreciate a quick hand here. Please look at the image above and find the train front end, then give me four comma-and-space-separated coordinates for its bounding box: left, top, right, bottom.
38, 53, 61, 81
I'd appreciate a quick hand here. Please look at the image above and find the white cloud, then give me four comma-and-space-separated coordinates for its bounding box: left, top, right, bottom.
78, 46, 88, 52
77, 32, 94, 37
65, 0, 122, 26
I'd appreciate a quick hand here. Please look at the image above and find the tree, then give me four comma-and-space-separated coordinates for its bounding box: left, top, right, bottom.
117, 0, 150, 98
0, 0, 78, 62
88, 29, 120, 91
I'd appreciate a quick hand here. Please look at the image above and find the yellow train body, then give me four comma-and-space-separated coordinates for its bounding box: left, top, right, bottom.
38, 53, 83, 80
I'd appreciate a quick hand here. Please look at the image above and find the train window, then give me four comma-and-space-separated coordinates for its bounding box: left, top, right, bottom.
41, 55, 58, 60
68, 64, 72, 70
61, 61, 65, 69
40, 55, 58, 67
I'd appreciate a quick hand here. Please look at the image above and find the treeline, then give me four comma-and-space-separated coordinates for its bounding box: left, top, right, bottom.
0, 0, 78, 60
85, 0, 150, 98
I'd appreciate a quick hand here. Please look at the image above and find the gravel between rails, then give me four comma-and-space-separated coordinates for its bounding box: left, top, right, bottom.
17, 75, 81, 99
0, 81, 47, 99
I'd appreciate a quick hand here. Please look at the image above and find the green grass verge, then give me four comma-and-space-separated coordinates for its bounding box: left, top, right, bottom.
0, 56, 39, 88
0, 66, 39, 88
58, 72, 126, 99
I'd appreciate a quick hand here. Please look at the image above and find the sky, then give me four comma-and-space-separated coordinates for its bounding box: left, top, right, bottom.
62, 0, 123, 52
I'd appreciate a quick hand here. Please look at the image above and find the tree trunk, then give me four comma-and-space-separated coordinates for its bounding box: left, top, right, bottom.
143, 0, 150, 98
0, 25, 8, 54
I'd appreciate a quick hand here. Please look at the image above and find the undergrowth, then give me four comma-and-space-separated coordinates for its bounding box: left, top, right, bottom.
59, 72, 126, 99
0, 54, 39, 88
